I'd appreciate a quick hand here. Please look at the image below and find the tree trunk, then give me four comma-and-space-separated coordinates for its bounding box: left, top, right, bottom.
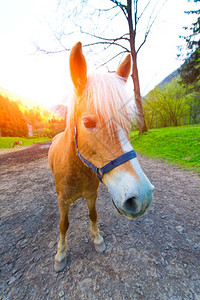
131, 52, 148, 134
126, 0, 148, 134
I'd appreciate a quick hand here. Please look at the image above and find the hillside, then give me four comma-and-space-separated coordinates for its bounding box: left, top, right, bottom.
0, 88, 66, 137
143, 61, 200, 128
158, 69, 179, 87
0, 88, 61, 121
50, 104, 68, 119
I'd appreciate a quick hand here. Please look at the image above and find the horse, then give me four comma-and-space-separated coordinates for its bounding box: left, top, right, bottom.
12, 141, 22, 148
48, 42, 155, 272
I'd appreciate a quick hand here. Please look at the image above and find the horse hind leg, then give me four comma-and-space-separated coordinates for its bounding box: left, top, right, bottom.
54, 197, 70, 272
86, 193, 106, 253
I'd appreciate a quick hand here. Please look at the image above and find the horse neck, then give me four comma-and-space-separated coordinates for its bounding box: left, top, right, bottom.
64, 119, 75, 152
64, 117, 98, 185
64, 115, 82, 164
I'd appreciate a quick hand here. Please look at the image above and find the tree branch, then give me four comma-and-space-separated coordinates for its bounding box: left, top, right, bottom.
97, 4, 119, 12
136, 33, 148, 54
82, 40, 129, 52
134, 0, 138, 28
137, 0, 168, 53
96, 50, 128, 69
33, 43, 69, 54
138, 0, 152, 22
80, 28, 129, 42
48, 24, 69, 51
110, 0, 128, 18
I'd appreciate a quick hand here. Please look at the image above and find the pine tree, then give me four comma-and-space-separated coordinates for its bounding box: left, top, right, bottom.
178, 0, 200, 88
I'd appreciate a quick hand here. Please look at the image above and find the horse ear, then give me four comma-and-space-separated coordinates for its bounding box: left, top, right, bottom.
116, 54, 131, 82
69, 42, 87, 94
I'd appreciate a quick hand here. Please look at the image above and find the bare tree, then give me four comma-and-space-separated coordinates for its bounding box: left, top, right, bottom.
96, 0, 168, 133
37, 0, 168, 134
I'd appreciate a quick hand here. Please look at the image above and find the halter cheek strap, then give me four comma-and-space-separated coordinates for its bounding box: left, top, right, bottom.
74, 124, 137, 182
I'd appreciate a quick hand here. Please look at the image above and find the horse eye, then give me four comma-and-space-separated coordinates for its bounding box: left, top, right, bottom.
82, 117, 97, 129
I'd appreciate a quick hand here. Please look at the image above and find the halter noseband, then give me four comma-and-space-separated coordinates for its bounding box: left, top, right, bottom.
74, 123, 137, 182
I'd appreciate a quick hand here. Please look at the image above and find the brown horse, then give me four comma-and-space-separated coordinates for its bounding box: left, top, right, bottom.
12, 141, 22, 148
48, 42, 155, 272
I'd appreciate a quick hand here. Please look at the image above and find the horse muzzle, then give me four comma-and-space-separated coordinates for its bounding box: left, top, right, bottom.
104, 168, 155, 220
112, 191, 154, 220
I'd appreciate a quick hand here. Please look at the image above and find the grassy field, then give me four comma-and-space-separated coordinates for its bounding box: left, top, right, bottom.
130, 124, 200, 173
0, 137, 51, 149
1, 125, 200, 173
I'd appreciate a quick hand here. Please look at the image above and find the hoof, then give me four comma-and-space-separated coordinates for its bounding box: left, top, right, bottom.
94, 241, 106, 253
54, 257, 67, 272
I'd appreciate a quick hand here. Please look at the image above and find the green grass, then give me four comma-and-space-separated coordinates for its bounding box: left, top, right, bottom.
130, 124, 200, 173
1, 126, 200, 173
0, 137, 51, 149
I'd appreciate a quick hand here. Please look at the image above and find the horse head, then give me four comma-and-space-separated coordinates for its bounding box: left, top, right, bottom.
69, 42, 155, 220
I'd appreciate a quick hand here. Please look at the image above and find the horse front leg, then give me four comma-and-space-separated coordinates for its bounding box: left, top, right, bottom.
86, 193, 106, 253
54, 196, 70, 272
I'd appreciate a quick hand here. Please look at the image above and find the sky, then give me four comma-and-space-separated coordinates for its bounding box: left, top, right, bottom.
0, 0, 198, 107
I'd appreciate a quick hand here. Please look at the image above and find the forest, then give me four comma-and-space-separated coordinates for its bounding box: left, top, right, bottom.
0, 94, 66, 137
143, 4, 200, 130
143, 76, 200, 129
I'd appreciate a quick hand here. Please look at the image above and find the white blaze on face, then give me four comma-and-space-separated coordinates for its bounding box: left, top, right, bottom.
103, 127, 154, 219
118, 127, 154, 191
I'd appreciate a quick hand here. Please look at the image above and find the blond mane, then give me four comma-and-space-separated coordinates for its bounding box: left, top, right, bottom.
67, 72, 137, 134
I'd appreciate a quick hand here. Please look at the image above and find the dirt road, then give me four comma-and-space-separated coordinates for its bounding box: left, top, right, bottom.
0, 144, 200, 300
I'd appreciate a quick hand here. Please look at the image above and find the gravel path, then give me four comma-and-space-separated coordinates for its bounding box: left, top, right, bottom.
0, 144, 200, 300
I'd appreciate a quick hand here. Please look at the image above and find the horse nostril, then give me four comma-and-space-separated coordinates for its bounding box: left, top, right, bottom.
124, 197, 138, 214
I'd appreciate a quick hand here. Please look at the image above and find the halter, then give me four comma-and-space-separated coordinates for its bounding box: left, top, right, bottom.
74, 123, 137, 182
